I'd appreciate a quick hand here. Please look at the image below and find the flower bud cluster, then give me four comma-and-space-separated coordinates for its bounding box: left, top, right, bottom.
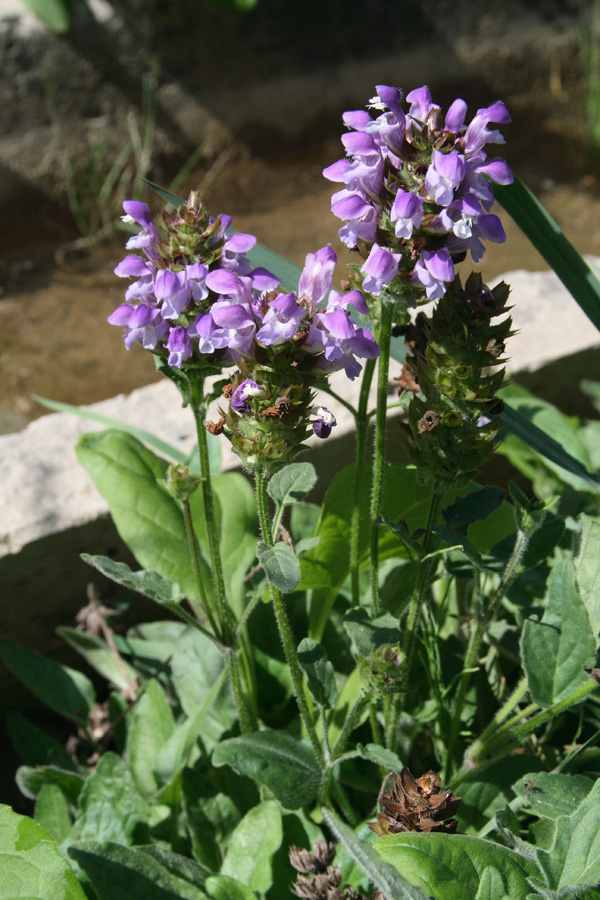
398, 272, 512, 485
324, 85, 514, 300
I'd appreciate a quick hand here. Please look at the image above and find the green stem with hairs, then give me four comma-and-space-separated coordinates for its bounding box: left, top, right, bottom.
350, 357, 376, 606
255, 465, 325, 768
330, 692, 371, 761
181, 498, 221, 639
369, 300, 394, 612
445, 526, 532, 778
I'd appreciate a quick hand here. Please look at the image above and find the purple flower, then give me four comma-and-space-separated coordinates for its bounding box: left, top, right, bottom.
465, 102, 511, 154
361, 244, 401, 296
298, 245, 337, 306
390, 190, 424, 239
312, 407, 337, 439
412, 249, 455, 300
221, 232, 257, 275
425, 150, 466, 207
256, 293, 305, 346
231, 379, 266, 414
166, 326, 193, 368
122, 201, 160, 260
108, 302, 168, 350
306, 307, 380, 380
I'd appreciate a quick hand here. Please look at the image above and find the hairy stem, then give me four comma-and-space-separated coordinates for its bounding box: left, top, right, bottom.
255, 466, 325, 768
369, 301, 394, 612
350, 358, 376, 606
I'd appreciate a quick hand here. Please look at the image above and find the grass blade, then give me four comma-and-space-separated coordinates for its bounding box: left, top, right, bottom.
494, 176, 600, 332
32, 394, 186, 463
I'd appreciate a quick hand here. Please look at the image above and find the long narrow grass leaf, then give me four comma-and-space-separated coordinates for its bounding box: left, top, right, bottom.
500, 403, 600, 492
494, 176, 600, 331
32, 394, 186, 463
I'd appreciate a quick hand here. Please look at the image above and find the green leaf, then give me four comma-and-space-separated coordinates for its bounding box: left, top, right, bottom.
297, 638, 338, 708
182, 768, 242, 873
169, 627, 235, 752
256, 540, 301, 593
476, 866, 510, 900
374, 832, 540, 900
442, 488, 506, 532
268, 463, 317, 505
69, 841, 208, 899
16, 766, 84, 807
137, 846, 210, 891
574, 513, 600, 645
34, 784, 72, 844
0, 637, 95, 725
456, 756, 544, 834
0, 804, 87, 899
355, 743, 403, 771
344, 609, 399, 658
126, 679, 175, 797
56, 626, 137, 692
302, 463, 443, 640
220, 800, 282, 894
499, 396, 600, 494
494, 176, 600, 333
205, 875, 255, 900
212, 730, 320, 809
32, 394, 187, 462
20, 0, 71, 32
322, 808, 428, 900
5, 712, 78, 770
80, 554, 184, 603
211, 472, 257, 617
535, 778, 600, 890
76, 429, 209, 601
512, 772, 595, 820
69, 753, 151, 846
521, 559, 596, 707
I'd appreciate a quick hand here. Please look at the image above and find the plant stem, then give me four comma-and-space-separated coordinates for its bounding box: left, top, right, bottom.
369, 301, 394, 612
181, 498, 221, 639
350, 357, 376, 606
444, 526, 531, 778
255, 466, 325, 768
191, 403, 232, 644
189, 378, 253, 733
331, 692, 370, 761
224, 646, 253, 735
402, 483, 443, 680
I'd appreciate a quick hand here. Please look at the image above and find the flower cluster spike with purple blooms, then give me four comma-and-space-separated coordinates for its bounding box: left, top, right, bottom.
110, 197, 379, 383
323, 85, 514, 300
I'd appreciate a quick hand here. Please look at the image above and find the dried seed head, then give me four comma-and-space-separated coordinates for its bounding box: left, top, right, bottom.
368, 766, 461, 836
204, 416, 226, 435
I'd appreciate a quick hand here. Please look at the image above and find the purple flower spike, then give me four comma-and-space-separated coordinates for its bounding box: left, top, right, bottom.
361, 244, 401, 296
256, 293, 305, 346
312, 407, 337, 439
425, 150, 466, 207
231, 380, 266, 414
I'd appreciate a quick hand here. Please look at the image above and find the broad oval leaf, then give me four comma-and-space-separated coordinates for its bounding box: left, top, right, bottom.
0, 637, 95, 726
212, 730, 320, 809
374, 832, 539, 900
69, 840, 207, 899
220, 801, 282, 894
206, 874, 255, 900
76, 429, 209, 601
268, 463, 317, 505
256, 540, 301, 594
80, 554, 184, 604
0, 804, 86, 900
512, 771, 595, 820
126, 679, 175, 797
521, 559, 596, 707
297, 638, 338, 708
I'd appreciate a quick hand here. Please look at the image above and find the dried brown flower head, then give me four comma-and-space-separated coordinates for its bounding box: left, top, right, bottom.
368, 767, 461, 836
